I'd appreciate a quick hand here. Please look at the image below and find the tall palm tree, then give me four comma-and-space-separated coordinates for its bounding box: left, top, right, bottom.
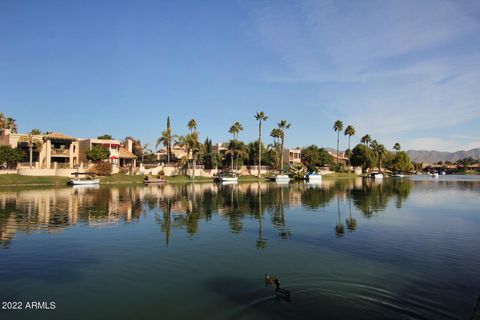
393, 143, 401, 152
187, 119, 197, 132
370, 140, 387, 173
225, 140, 249, 171
277, 120, 291, 174
255, 112, 268, 177
361, 134, 372, 147
156, 129, 177, 163
344, 125, 356, 173
270, 128, 282, 170
333, 120, 344, 164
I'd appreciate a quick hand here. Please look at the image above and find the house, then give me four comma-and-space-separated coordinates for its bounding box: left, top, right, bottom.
78, 138, 137, 167
0, 129, 80, 168
285, 148, 302, 165
155, 144, 189, 162
328, 151, 348, 165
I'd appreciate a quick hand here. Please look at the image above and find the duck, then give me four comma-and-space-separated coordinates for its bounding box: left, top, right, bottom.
265, 274, 279, 286
274, 278, 291, 301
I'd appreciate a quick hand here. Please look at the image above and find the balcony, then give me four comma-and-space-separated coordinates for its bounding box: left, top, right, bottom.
51, 148, 70, 157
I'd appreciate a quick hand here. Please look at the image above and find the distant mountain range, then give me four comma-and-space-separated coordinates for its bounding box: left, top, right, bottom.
406, 148, 480, 163
321, 147, 480, 163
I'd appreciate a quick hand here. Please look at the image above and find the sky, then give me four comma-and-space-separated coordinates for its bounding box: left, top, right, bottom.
1, 0, 479, 152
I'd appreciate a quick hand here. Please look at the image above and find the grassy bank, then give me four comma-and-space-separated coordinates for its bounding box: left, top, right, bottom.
164, 175, 213, 182
322, 172, 359, 178
0, 174, 69, 186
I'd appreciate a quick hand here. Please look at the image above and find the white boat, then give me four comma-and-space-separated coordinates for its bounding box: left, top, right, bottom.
367, 172, 383, 179
429, 172, 439, 178
306, 173, 322, 182
275, 174, 290, 183
220, 180, 238, 185
217, 172, 238, 182
440, 171, 446, 175
69, 178, 100, 185
391, 172, 404, 178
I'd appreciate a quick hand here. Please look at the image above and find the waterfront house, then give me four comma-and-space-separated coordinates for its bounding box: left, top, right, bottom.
0, 129, 80, 169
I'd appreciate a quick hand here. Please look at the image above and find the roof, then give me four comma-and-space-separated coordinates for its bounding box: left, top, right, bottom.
119, 147, 137, 159
45, 132, 77, 141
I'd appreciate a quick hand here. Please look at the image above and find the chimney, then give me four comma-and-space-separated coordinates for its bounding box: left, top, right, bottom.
127, 139, 133, 153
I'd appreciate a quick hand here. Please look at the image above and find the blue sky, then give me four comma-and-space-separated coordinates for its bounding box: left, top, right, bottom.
1, 0, 479, 152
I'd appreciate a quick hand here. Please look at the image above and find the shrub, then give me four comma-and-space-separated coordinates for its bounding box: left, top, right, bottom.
93, 161, 112, 176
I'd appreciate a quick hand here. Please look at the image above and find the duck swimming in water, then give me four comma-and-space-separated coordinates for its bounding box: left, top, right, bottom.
265, 274, 279, 286
274, 278, 291, 300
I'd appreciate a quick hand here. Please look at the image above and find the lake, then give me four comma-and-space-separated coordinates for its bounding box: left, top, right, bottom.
1, 176, 479, 319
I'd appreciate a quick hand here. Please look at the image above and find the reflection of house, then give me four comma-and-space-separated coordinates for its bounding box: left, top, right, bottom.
155, 144, 189, 162
0, 129, 80, 168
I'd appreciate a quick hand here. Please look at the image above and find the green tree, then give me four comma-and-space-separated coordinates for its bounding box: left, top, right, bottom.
97, 134, 113, 140
225, 140, 249, 171
29, 129, 41, 135
301, 145, 333, 172
333, 120, 344, 164
344, 125, 355, 172
0, 145, 23, 168
370, 140, 387, 173
277, 120, 291, 173
255, 112, 268, 177
350, 144, 375, 172
86, 145, 110, 162
388, 151, 412, 173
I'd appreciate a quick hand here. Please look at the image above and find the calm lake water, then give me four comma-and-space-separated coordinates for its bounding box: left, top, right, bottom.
1, 176, 479, 319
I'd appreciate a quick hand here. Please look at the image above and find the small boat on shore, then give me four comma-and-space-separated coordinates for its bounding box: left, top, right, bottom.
391, 172, 405, 178
306, 172, 322, 183
274, 175, 290, 184
430, 172, 439, 178
69, 172, 100, 185
366, 172, 383, 179
217, 172, 238, 182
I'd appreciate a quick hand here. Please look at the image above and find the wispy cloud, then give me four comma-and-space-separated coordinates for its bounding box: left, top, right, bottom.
243, 0, 480, 151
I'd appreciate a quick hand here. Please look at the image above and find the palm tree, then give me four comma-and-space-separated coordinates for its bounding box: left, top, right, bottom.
187, 119, 197, 132
393, 143, 401, 153
277, 120, 291, 174
255, 112, 268, 177
156, 118, 177, 163
19, 133, 43, 169
225, 140, 249, 171
344, 125, 356, 173
5, 117, 17, 133
370, 140, 387, 173
178, 132, 200, 178
361, 134, 372, 147
270, 128, 282, 170
333, 120, 344, 164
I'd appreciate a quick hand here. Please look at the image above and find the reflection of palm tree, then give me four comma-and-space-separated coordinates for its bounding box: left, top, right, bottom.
345, 192, 357, 231
335, 195, 345, 237
256, 183, 267, 249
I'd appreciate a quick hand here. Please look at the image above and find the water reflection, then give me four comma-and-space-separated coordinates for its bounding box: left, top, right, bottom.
3, 177, 478, 248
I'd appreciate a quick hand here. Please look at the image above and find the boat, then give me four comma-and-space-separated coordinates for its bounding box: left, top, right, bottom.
306, 172, 322, 182
217, 172, 238, 182
275, 174, 290, 183
367, 172, 383, 179
69, 172, 100, 185
440, 171, 446, 175
429, 171, 439, 178
144, 176, 167, 184
391, 172, 404, 178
